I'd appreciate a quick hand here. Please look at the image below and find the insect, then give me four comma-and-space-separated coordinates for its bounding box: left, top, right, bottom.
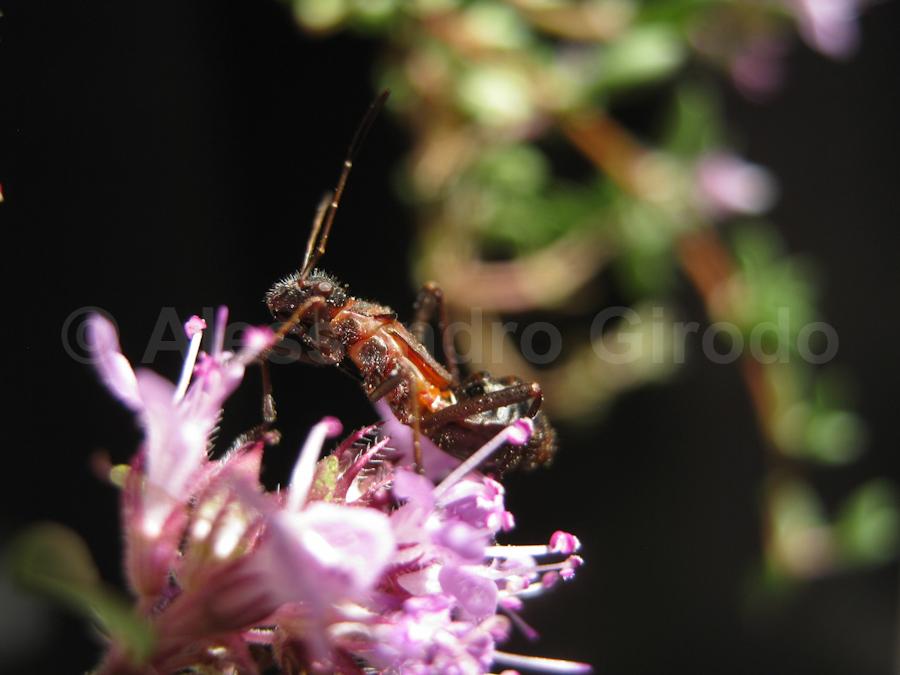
263, 92, 556, 475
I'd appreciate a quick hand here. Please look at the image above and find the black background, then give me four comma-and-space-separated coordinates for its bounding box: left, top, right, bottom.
4, 0, 900, 673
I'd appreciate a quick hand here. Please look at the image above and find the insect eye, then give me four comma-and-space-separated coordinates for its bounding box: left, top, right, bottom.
317, 281, 334, 295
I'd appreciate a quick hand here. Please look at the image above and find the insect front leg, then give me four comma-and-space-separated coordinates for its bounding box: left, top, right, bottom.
261, 358, 277, 424
255, 317, 346, 433
227, 358, 282, 450
259, 346, 353, 425
411, 281, 461, 385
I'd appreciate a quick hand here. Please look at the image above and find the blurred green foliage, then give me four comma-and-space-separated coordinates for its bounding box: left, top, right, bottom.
8, 523, 155, 664
286, 0, 894, 583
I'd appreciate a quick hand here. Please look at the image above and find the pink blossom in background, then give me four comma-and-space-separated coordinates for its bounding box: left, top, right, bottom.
789, 0, 862, 59
695, 151, 778, 220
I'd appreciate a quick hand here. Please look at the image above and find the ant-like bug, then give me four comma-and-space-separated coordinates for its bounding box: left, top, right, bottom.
263, 92, 557, 475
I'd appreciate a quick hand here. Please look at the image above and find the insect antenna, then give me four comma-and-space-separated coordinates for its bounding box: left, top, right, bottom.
301, 192, 332, 277
300, 89, 390, 280
273, 90, 391, 342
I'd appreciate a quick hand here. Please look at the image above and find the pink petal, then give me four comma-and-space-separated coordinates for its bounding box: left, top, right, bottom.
135, 369, 212, 534
390, 502, 431, 544
696, 152, 776, 218
185, 356, 246, 420
239, 325, 276, 362
86, 314, 141, 410
396, 565, 443, 596
392, 469, 436, 510
261, 502, 395, 605
434, 520, 489, 561
439, 565, 499, 620
792, 0, 860, 59
374, 400, 460, 479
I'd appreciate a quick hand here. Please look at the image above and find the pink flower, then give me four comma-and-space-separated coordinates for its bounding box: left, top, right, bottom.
240, 419, 397, 667
730, 37, 788, 100
695, 151, 777, 220
789, 0, 861, 59
87, 309, 272, 594
87, 308, 589, 674
336, 419, 591, 673
363, 595, 508, 674
374, 399, 461, 480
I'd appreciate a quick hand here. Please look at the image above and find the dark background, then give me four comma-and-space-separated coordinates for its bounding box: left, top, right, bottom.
3, 0, 899, 673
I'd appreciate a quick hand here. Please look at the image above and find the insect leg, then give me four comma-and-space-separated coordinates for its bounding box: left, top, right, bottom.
273, 295, 327, 341
261, 359, 276, 424
411, 281, 461, 385
229, 359, 282, 450
410, 376, 424, 474
421, 382, 543, 433
256, 327, 353, 436
367, 372, 405, 403
524, 381, 543, 417
363, 367, 425, 473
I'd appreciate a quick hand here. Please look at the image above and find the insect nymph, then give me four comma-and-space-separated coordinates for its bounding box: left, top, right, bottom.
264, 92, 556, 475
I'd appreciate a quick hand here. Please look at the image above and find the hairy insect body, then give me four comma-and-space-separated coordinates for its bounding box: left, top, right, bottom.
267, 270, 557, 475
339, 302, 458, 422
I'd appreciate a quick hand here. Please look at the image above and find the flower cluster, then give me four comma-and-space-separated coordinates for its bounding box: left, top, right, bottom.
87, 310, 589, 674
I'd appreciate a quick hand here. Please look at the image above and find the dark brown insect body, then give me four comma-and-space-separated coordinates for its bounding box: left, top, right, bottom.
266, 271, 557, 474
263, 92, 556, 475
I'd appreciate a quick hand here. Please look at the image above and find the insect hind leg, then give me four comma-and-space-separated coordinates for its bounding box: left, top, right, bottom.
411, 281, 461, 385
421, 380, 543, 433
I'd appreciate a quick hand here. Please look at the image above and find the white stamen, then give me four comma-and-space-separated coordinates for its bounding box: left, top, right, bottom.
490, 560, 574, 583
486, 544, 551, 558
173, 330, 204, 404
502, 580, 557, 599
493, 650, 593, 673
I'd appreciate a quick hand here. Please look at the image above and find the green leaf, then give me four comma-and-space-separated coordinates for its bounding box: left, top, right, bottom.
729, 223, 819, 341
595, 25, 686, 92
457, 64, 534, 127
662, 82, 724, 156
467, 144, 549, 195
293, 0, 349, 31
11, 522, 100, 594
311, 454, 341, 501
835, 481, 900, 566
804, 408, 865, 465
637, 0, 719, 25
9, 523, 155, 664
460, 3, 533, 50
346, 0, 403, 32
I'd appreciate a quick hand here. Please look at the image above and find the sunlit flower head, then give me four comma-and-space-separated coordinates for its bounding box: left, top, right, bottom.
86, 309, 589, 674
